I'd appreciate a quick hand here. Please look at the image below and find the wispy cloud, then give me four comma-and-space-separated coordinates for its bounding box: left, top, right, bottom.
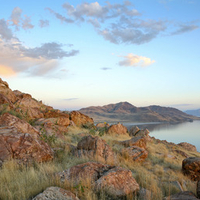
8, 7, 34, 30
118, 53, 155, 67
46, 1, 199, 45
0, 19, 79, 77
63, 98, 79, 101
39, 19, 49, 28
101, 67, 112, 70
171, 24, 199, 35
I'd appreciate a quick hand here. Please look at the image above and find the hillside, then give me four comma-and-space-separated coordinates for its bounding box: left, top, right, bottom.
185, 109, 200, 117
0, 78, 200, 200
80, 101, 199, 123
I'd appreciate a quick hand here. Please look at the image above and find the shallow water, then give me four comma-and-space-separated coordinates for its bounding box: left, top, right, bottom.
123, 120, 200, 152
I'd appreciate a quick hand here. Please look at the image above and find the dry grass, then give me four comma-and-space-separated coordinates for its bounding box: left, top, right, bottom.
0, 127, 199, 200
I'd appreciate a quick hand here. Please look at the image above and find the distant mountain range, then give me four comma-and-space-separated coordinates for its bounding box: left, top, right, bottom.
184, 109, 200, 117
79, 102, 200, 123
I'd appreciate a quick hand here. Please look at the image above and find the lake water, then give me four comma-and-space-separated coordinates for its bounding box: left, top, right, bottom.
123, 120, 200, 152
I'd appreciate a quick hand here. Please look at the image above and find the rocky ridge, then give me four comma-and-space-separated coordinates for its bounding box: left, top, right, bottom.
79, 101, 199, 123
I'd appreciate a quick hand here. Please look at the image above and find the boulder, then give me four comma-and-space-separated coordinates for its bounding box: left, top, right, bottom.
0, 94, 12, 105
58, 162, 139, 199
182, 157, 200, 181
178, 142, 197, 152
96, 166, 139, 198
121, 146, 148, 162
75, 135, 115, 163
107, 122, 128, 135
32, 186, 79, 200
0, 113, 39, 137
70, 111, 94, 127
129, 126, 140, 136
0, 126, 53, 163
135, 128, 150, 137
119, 135, 148, 149
164, 191, 198, 200
0, 78, 17, 103
34, 118, 69, 139
197, 181, 200, 198
58, 162, 112, 185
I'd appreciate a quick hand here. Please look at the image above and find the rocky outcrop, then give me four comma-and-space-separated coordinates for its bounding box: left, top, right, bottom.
0, 78, 17, 103
0, 113, 39, 137
107, 122, 128, 135
58, 162, 112, 185
165, 191, 198, 200
58, 162, 139, 198
178, 142, 197, 152
96, 166, 140, 198
0, 126, 53, 163
182, 157, 200, 181
70, 111, 94, 127
32, 187, 79, 200
75, 135, 115, 163
119, 135, 148, 149
34, 118, 69, 139
121, 146, 148, 162
129, 126, 140, 136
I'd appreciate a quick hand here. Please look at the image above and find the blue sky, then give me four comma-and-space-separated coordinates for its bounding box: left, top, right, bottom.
0, 0, 199, 111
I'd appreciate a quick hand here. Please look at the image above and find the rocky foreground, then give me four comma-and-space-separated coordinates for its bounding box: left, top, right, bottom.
0, 78, 200, 200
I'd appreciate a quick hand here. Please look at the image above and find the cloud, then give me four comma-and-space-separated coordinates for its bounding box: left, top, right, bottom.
39, 19, 49, 28
0, 19, 14, 40
46, 7, 74, 24
101, 67, 112, 70
118, 53, 155, 67
9, 7, 34, 30
10, 7, 22, 28
99, 28, 158, 45
63, 98, 79, 101
47, 2, 199, 45
171, 24, 199, 35
0, 65, 16, 77
20, 42, 79, 59
0, 19, 79, 77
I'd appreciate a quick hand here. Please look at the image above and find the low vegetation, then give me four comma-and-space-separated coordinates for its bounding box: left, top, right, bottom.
0, 125, 198, 200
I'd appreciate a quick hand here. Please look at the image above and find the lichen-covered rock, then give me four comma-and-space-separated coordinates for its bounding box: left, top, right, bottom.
129, 126, 140, 136
107, 122, 128, 135
75, 135, 115, 163
0, 78, 17, 103
58, 162, 112, 185
182, 157, 200, 181
164, 191, 198, 200
58, 162, 139, 199
178, 142, 197, 152
70, 111, 94, 127
0, 126, 53, 163
0, 113, 39, 137
121, 146, 148, 162
32, 187, 79, 200
96, 166, 140, 198
119, 135, 148, 149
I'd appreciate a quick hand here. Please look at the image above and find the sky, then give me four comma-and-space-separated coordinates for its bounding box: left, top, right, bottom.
0, 0, 200, 111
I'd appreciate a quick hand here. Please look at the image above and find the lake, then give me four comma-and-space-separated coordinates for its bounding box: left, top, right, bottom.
123, 120, 200, 152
